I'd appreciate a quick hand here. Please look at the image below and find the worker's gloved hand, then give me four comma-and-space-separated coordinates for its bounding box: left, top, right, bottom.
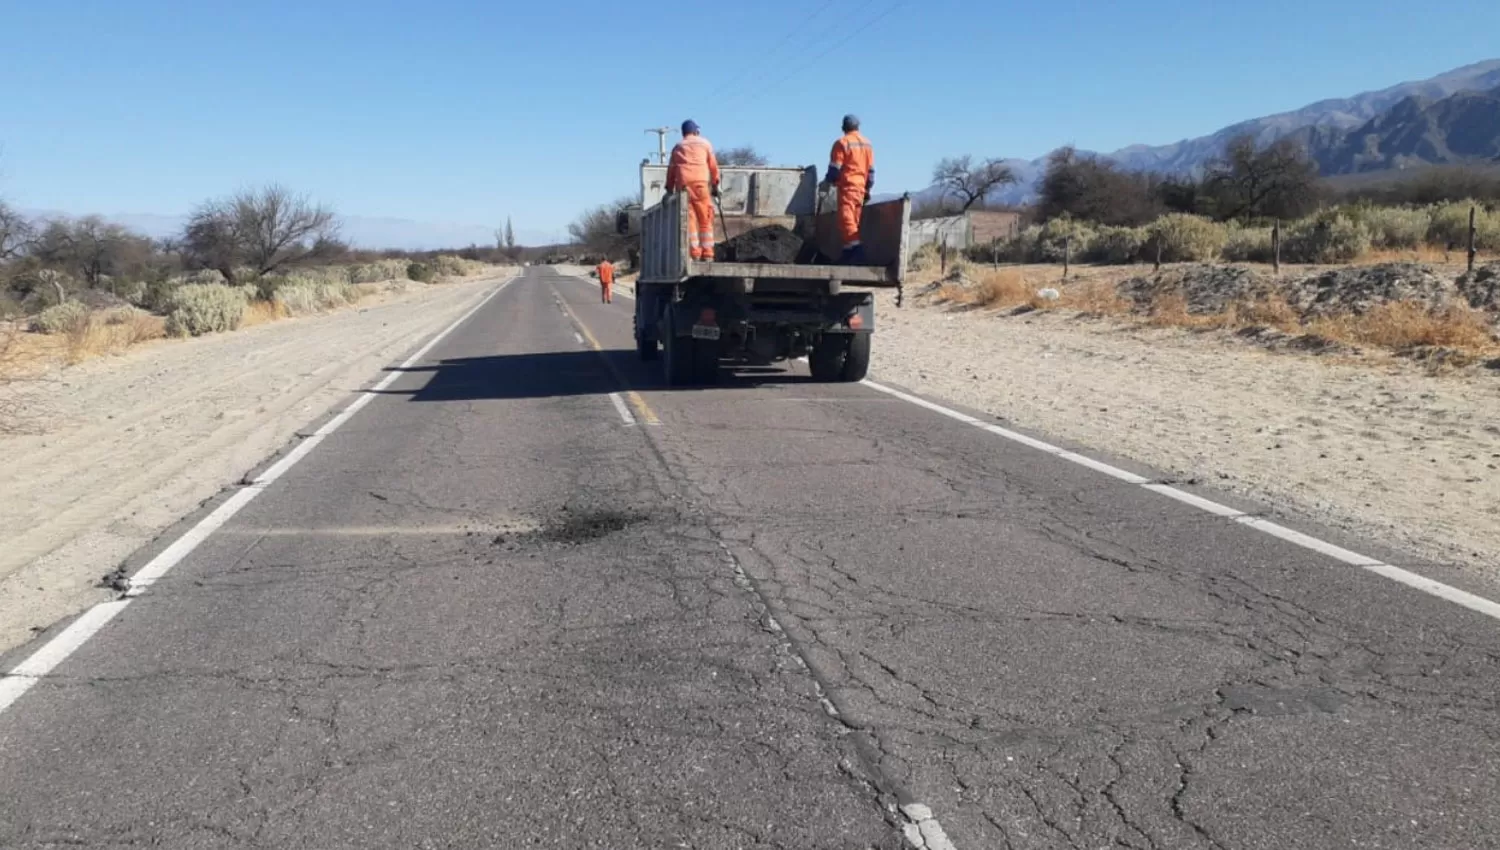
711, 184, 721, 198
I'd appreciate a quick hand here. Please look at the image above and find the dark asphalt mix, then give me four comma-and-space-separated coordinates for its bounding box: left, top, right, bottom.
2, 265, 1498, 849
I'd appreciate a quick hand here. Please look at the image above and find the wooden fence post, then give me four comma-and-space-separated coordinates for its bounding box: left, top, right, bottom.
1469, 206, 1479, 273
1272, 220, 1281, 275
1154, 235, 1162, 272
940, 240, 947, 275
1063, 234, 1072, 281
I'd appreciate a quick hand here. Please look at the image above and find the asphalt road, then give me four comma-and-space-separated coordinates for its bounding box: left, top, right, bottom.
3, 265, 1499, 849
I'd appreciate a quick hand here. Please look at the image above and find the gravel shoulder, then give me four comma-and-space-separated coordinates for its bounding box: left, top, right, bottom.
0, 273, 510, 653
870, 287, 1500, 580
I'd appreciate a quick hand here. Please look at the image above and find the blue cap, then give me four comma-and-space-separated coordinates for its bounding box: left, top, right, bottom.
682, 120, 700, 135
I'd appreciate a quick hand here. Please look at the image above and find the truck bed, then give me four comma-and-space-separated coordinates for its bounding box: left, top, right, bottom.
637, 165, 910, 287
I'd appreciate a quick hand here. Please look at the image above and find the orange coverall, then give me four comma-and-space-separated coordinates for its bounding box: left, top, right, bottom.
666, 135, 721, 261
596, 260, 615, 304
829, 131, 875, 254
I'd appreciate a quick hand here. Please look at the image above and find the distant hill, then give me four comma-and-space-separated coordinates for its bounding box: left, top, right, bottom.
914, 58, 1500, 208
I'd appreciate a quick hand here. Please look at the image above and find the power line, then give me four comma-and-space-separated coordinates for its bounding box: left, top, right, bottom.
722, 0, 907, 111
706, 0, 844, 101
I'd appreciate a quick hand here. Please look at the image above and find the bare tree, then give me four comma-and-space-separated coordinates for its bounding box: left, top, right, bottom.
1203, 135, 1323, 222
0, 200, 34, 262
932, 155, 1018, 212
183, 185, 341, 282
568, 197, 636, 260
720, 146, 769, 167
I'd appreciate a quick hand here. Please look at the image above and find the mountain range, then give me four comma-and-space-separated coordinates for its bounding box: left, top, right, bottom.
937, 58, 1500, 207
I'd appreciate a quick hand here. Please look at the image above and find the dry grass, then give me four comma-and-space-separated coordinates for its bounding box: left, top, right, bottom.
242, 300, 289, 327
1307, 301, 1497, 352
64, 310, 167, 365
1358, 246, 1478, 265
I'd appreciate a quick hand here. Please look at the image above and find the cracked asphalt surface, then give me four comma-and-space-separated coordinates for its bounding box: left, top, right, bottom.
3, 265, 1499, 849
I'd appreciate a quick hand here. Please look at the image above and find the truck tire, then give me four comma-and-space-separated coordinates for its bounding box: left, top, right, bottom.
663, 314, 695, 387
637, 326, 659, 361
692, 337, 719, 385
841, 332, 871, 382
809, 334, 848, 382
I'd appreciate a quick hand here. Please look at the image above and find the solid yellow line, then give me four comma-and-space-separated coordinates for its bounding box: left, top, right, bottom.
556, 292, 660, 426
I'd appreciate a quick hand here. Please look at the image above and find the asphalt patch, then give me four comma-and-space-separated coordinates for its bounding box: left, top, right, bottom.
717, 225, 806, 264
491, 508, 649, 550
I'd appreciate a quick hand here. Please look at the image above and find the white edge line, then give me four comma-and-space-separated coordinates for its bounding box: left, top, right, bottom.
861, 379, 1500, 626
0, 275, 519, 719
0, 600, 131, 713
608, 392, 637, 426
574, 332, 585, 345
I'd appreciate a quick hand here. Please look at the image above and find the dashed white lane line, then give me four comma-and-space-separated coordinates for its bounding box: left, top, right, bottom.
573, 332, 585, 344
0, 275, 518, 717
862, 379, 1500, 624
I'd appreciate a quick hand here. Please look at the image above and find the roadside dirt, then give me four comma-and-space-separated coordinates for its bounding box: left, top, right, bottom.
870, 287, 1500, 578
0, 273, 510, 654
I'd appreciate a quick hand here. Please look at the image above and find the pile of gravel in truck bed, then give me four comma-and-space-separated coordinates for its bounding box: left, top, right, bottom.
715, 224, 809, 264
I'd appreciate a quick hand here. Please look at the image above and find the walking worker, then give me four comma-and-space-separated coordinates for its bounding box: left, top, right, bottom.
596, 258, 615, 304
664, 120, 721, 262
823, 114, 875, 264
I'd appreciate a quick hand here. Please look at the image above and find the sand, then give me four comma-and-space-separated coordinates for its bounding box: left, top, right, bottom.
0, 274, 509, 653
870, 288, 1500, 579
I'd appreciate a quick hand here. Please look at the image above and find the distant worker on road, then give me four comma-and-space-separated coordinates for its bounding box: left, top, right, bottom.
664, 120, 721, 262
823, 114, 875, 264
596, 258, 615, 304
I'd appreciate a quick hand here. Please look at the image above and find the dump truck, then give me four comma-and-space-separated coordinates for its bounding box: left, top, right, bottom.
617, 162, 910, 386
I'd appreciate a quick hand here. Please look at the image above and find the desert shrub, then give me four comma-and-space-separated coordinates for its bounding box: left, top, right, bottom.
163, 284, 249, 337
1033, 217, 1096, 263
273, 281, 358, 316
28, 301, 89, 334
1222, 223, 1275, 263
1148, 214, 1228, 262
1283, 212, 1371, 264
1361, 207, 1431, 250
0, 293, 22, 320
407, 262, 435, 283
432, 255, 468, 277
1427, 201, 1500, 251
349, 259, 410, 283
101, 305, 147, 326
115, 279, 148, 306
908, 242, 941, 271
1087, 226, 1148, 264
182, 269, 228, 287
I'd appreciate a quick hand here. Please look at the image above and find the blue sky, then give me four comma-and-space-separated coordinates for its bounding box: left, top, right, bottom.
2, 0, 1498, 246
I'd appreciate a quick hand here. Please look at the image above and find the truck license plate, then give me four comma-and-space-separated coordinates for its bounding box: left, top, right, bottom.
691, 325, 721, 341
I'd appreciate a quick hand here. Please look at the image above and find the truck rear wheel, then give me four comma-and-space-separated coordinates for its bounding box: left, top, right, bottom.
841, 332, 871, 382
663, 314, 695, 387
810, 333, 871, 382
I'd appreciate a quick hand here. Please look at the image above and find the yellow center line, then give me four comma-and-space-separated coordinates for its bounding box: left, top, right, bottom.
555, 289, 661, 426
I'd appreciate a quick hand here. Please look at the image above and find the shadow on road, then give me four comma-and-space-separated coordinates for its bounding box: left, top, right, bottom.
377, 350, 820, 403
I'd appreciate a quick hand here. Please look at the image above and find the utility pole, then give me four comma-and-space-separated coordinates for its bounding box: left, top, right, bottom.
645, 127, 675, 164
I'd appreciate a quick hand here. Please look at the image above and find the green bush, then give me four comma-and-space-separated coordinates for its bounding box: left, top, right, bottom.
350, 259, 411, 283
1087, 226, 1148, 264
1282, 212, 1371, 264
1362, 207, 1431, 250
273, 281, 358, 316
908, 242, 941, 271
406, 262, 435, 283
163, 284, 248, 337
181, 269, 228, 287
28, 301, 89, 335
1035, 217, 1096, 263
1222, 223, 1275, 263
116, 279, 148, 306
1148, 214, 1228, 262
101, 305, 148, 326
1427, 201, 1500, 250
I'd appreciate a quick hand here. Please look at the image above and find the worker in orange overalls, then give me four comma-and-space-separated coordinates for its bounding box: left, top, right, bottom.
596, 258, 615, 304
823, 114, 875, 264
664, 120, 721, 262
